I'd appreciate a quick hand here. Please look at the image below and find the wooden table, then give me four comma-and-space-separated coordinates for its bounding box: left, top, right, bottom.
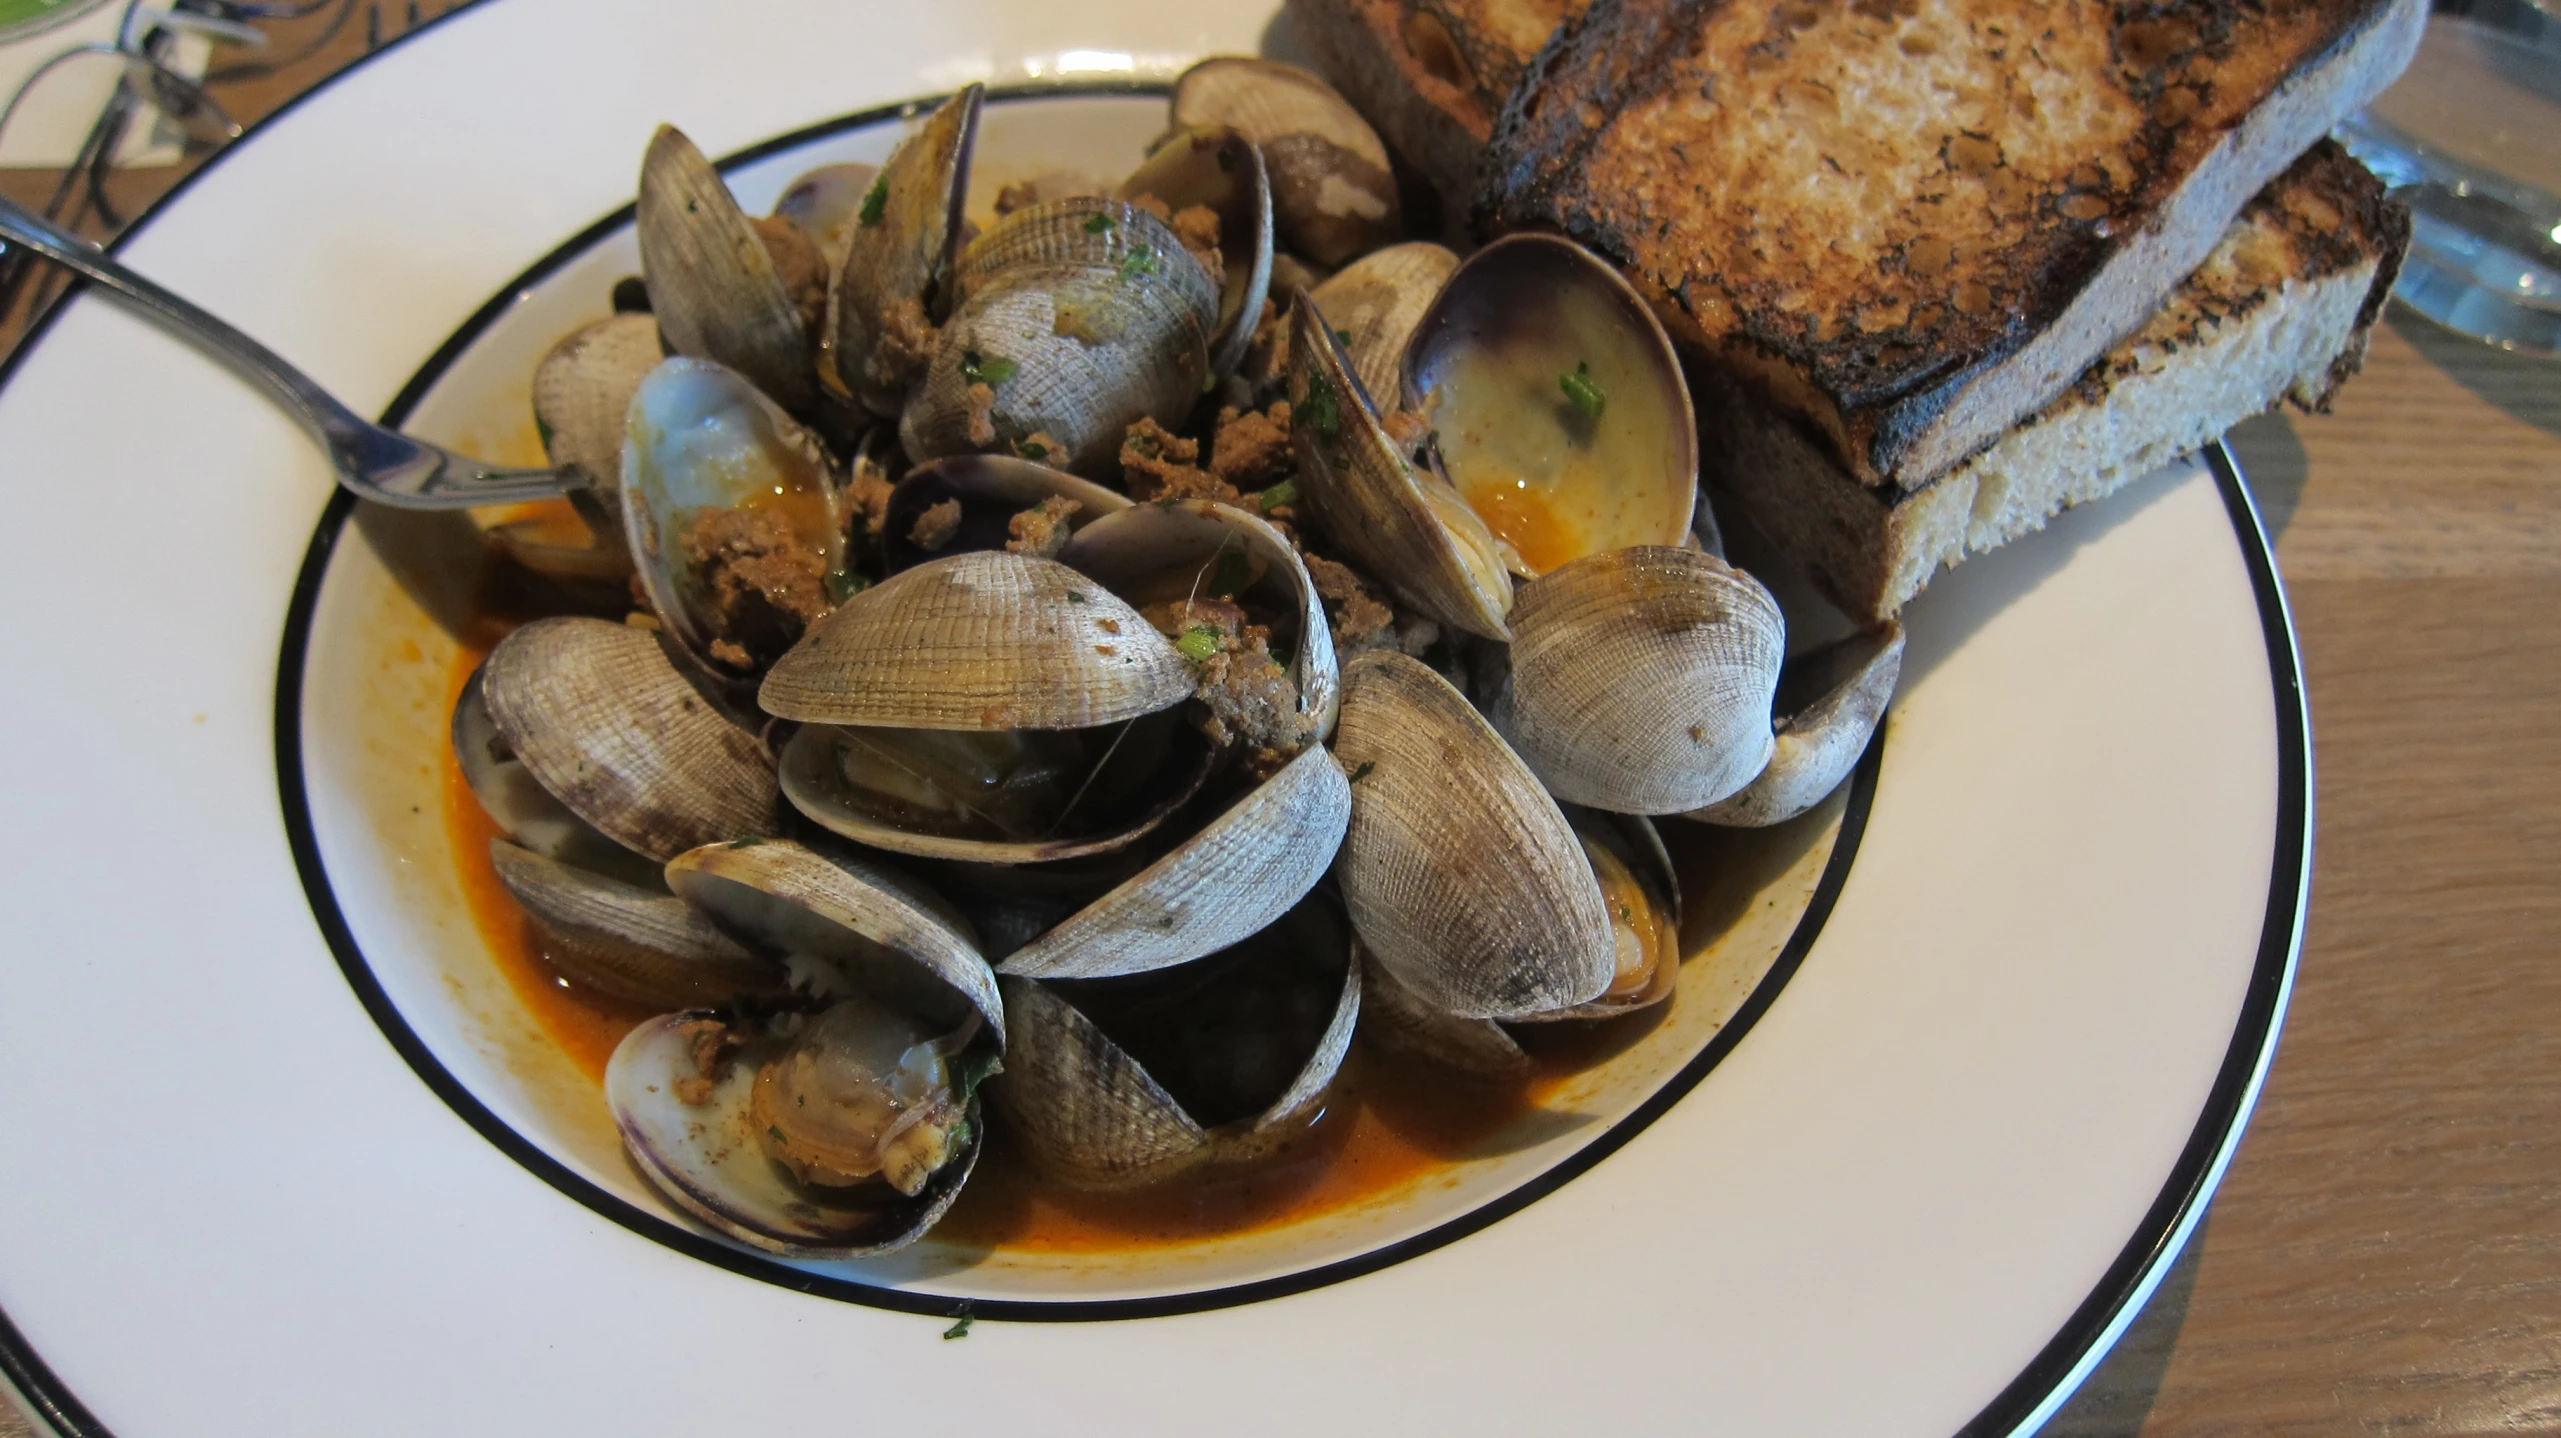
4, 8, 2558, 1432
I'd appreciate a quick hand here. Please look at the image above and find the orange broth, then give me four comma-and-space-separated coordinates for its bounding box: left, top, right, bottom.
439, 639, 1613, 1254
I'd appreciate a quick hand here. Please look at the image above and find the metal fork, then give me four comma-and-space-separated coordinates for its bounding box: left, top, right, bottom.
0, 191, 576, 509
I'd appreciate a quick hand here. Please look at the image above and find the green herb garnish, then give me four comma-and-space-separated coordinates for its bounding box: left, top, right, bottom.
1084, 211, 1115, 235
1334, 328, 1353, 347
1303, 372, 1341, 441
858, 175, 889, 227
1258, 479, 1299, 512
943, 1315, 974, 1340
533, 415, 556, 451
1560, 360, 1606, 420
959, 349, 1019, 387
825, 568, 871, 603
1177, 624, 1225, 663
1117, 248, 1157, 284
1013, 438, 1049, 460
1348, 761, 1376, 784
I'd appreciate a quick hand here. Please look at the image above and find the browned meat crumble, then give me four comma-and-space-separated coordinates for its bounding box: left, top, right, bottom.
1005, 497, 1084, 559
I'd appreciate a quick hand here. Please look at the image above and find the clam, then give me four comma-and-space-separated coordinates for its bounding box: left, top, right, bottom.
476, 615, 779, 862
620, 357, 845, 677
1119, 124, 1276, 379
1287, 291, 1513, 640
1169, 58, 1400, 266
760, 550, 1191, 730
1309, 241, 1458, 409
1331, 650, 1615, 1019
606, 838, 1001, 1257
830, 85, 981, 416
1356, 943, 1530, 1079
1686, 622, 1906, 828
1508, 808, 1682, 1021
1403, 233, 1697, 577
635, 125, 817, 413
903, 200, 1218, 475
506, 311, 664, 578
988, 893, 1359, 1189
487, 839, 788, 1008
878, 452, 1132, 573
1054, 495, 1341, 744
1496, 547, 1785, 815
451, 662, 660, 888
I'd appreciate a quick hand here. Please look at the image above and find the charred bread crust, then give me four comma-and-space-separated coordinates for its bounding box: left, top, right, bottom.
1478, 0, 2424, 488
1704, 140, 2410, 621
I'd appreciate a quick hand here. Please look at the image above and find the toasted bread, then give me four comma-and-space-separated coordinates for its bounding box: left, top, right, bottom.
1701, 139, 2408, 622
1473, 0, 2422, 489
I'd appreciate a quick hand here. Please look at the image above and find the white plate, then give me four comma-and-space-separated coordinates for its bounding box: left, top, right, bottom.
0, 1, 2305, 1433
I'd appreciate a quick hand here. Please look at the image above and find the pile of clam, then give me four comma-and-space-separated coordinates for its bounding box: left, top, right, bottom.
454, 58, 1903, 1258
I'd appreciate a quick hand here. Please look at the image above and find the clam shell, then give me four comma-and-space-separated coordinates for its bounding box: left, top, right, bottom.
479, 617, 778, 862
1287, 291, 1514, 640
1356, 942, 1531, 1079
1056, 496, 1341, 741
1332, 650, 1615, 1018
950, 198, 1215, 329
759, 551, 1193, 729
451, 663, 655, 885
1309, 241, 1458, 409
531, 312, 664, 502
1507, 808, 1682, 1022
664, 837, 1001, 1044
988, 898, 1359, 1190
488, 839, 786, 1007
880, 453, 1133, 573
1403, 234, 1697, 577
636, 125, 814, 413
774, 710, 1214, 864
1500, 547, 1785, 815
606, 1008, 982, 1257
901, 253, 1214, 475
1170, 58, 1399, 266
620, 357, 843, 679
1119, 125, 1276, 379
830, 84, 981, 415
1687, 621, 1904, 827
998, 741, 1352, 979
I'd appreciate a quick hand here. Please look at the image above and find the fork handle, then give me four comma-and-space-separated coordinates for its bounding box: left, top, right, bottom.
0, 193, 389, 464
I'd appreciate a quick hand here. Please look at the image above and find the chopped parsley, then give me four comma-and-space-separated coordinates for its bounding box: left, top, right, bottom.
1177, 624, 1225, 663
1303, 371, 1342, 442
1207, 548, 1253, 598
825, 568, 871, 603
942, 1314, 974, 1341
1334, 328, 1353, 347
959, 349, 1019, 386
1013, 438, 1049, 460
1560, 360, 1606, 420
1117, 248, 1158, 284
1083, 211, 1115, 235
1258, 479, 1299, 512
1347, 761, 1376, 784
858, 175, 890, 227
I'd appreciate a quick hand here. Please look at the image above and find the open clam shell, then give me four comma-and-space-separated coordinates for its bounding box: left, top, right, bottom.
636, 125, 816, 414
989, 894, 1360, 1190
478, 616, 778, 862
1403, 234, 1697, 578
1056, 496, 1341, 742
1687, 622, 1904, 828
830, 84, 981, 416
773, 161, 881, 273
759, 551, 1192, 730
1119, 125, 1276, 379
488, 839, 787, 1008
1356, 942, 1531, 1080
532, 312, 664, 504
605, 1008, 984, 1258
903, 238, 1216, 476
997, 741, 1351, 979
620, 357, 844, 678
1287, 291, 1514, 641
879, 454, 1131, 574
452, 663, 659, 887
774, 707, 1215, 865
1332, 650, 1615, 1019
1169, 58, 1400, 266
1309, 241, 1459, 411
1508, 808, 1682, 1022
1499, 547, 1785, 815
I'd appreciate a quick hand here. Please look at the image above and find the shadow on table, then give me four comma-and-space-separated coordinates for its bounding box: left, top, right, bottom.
2388, 309, 2561, 441
2038, 1210, 2211, 1437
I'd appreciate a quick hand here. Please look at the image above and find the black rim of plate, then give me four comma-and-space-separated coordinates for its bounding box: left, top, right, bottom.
0, 37, 2306, 1438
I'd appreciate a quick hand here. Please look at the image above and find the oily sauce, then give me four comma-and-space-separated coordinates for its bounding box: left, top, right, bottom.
441, 639, 1608, 1254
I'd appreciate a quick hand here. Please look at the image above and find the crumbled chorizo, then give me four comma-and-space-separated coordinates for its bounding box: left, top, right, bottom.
1212, 401, 1295, 490
1121, 418, 1240, 504
909, 498, 963, 552
1005, 496, 1083, 559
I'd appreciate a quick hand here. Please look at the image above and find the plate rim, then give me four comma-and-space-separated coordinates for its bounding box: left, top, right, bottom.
0, 19, 2310, 1434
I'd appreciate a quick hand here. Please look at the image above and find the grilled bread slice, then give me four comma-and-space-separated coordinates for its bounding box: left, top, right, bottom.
1474, 0, 2423, 489
1702, 139, 2408, 622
